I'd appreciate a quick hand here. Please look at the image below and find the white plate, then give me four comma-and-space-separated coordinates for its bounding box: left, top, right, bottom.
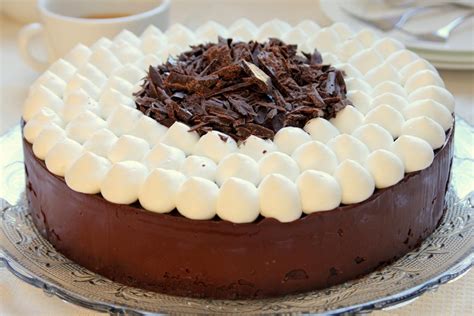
413, 49, 474, 63
321, 0, 474, 54
430, 60, 474, 70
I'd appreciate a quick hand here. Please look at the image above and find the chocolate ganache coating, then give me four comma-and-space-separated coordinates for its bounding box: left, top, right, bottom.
24, 127, 453, 299
134, 38, 351, 141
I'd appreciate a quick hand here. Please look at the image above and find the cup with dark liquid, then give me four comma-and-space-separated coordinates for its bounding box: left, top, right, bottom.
18, 0, 170, 71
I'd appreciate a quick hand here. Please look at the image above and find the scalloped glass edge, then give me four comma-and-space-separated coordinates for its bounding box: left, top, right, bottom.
0, 251, 472, 315
0, 253, 472, 315
0, 118, 472, 315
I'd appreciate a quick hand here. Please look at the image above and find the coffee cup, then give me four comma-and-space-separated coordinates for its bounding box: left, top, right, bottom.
18, 0, 170, 71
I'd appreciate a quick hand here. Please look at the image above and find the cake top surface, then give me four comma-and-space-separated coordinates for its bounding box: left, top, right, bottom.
135, 37, 349, 141
22, 19, 454, 224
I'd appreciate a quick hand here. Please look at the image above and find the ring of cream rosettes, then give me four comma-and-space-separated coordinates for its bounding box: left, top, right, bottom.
22, 19, 454, 224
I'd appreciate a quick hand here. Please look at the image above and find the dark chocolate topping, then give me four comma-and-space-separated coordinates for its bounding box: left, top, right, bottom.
134, 38, 351, 141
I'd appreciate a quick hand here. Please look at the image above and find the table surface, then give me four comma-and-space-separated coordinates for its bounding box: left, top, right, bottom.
0, 1, 473, 315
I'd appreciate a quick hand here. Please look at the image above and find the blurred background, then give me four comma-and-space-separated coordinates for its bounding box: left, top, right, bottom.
0, 0, 472, 315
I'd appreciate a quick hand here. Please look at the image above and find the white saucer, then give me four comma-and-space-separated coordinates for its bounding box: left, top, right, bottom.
413, 49, 474, 64
429, 60, 474, 70
321, 0, 474, 55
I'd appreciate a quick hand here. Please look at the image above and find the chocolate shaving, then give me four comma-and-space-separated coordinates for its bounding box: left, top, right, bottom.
134, 38, 350, 141
242, 60, 273, 94
218, 134, 229, 142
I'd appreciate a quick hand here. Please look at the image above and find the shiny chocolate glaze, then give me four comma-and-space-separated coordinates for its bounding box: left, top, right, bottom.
24, 129, 453, 299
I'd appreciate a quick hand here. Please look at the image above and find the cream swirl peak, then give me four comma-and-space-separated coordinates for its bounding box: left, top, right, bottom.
134, 38, 351, 141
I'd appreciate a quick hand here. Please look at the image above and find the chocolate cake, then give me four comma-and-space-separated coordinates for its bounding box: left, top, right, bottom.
21, 20, 455, 299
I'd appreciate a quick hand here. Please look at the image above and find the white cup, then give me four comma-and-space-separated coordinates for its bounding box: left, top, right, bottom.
18, 0, 170, 71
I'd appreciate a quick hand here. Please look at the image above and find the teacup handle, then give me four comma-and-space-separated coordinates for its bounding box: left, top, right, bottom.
18, 23, 49, 72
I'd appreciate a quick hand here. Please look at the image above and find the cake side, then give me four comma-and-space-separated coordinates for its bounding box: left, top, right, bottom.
24, 127, 453, 299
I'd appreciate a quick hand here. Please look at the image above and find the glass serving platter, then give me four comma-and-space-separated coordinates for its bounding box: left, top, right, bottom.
0, 119, 472, 315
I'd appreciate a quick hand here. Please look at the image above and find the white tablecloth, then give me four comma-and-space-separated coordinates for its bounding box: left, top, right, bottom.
0, 1, 473, 315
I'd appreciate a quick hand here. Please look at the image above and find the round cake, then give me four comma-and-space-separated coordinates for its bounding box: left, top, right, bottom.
21, 20, 455, 299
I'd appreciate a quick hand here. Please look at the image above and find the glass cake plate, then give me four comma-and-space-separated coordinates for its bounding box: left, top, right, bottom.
0, 119, 473, 315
